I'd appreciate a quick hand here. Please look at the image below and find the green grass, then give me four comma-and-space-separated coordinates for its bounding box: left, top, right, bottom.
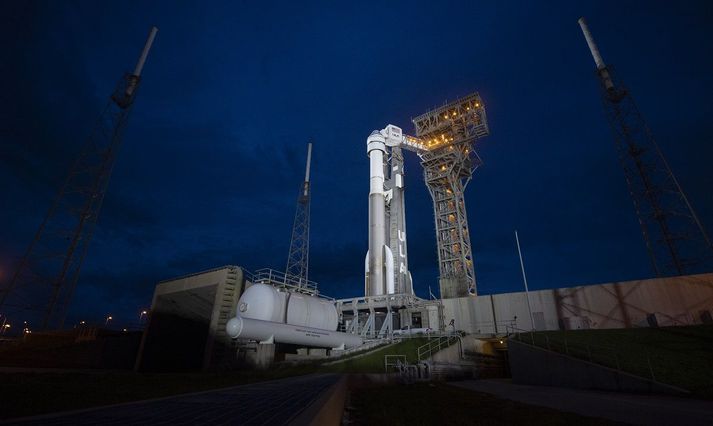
347, 382, 623, 425
517, 325, 713, 398
325, 338, 429, 373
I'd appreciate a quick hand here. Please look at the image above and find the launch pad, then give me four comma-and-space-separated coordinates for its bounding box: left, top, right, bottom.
336, 294, 444, 339
364, 93, 490, 304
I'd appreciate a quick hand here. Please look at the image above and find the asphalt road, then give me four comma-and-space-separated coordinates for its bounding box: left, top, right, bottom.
5, 373, 339, 425
451, 379, 713, 426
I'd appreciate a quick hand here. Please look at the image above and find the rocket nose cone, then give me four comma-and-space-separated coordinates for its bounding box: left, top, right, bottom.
226, 317, 243, 338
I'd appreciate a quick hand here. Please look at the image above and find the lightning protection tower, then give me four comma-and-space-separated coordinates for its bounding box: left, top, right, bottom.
0, 27, 158, 329
578, 18, 713, 276
285, 142, 313, 287
412, 93, 490, 298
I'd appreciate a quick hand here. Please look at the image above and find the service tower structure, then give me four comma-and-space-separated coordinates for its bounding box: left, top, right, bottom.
365, 93, 489, 299
413, 94, 489, 298
0, 27, 158, 329
578, 18, 713, 276
285, 142, 313, 288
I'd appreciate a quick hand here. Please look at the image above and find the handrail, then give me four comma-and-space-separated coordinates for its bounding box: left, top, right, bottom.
384, 354, 407, 373
417, 333, 461, 361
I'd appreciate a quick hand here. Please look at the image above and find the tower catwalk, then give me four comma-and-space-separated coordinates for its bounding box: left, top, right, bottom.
285, 142, 312, 287
412, 94, 489, 298
0, 27, 158, 329
579, 18, 713, 276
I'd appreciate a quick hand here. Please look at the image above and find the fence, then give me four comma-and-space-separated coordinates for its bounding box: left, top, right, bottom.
417, 333, 462, 361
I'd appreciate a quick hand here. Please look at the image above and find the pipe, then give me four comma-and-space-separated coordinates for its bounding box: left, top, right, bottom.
578, 17, 614, 90
304, 142, 313, 184
133, 26, 158, 77
226, 316, 363, 349
515, 230, 535, 331
577, 18, 605, 70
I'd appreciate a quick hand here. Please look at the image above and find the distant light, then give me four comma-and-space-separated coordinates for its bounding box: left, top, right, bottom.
122, 328, 128, 332
141, 311, 148, 315
3, 324, 10, 328
499, 340, 504, 344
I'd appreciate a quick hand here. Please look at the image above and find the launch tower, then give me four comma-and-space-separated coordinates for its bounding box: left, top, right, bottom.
0, 27, 158, 329
579, 18, 713, 276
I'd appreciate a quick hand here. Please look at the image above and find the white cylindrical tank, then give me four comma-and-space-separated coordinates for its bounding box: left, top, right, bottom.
286, 293, 338, 331
236, 283, 339, 331
226, 316, 362, 349
237, 284, 288, 323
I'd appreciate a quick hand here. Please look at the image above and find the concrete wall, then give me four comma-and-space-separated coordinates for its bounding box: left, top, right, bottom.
443, 273, 713, 334
508, 339, 685, 394
135, 265, 246, 371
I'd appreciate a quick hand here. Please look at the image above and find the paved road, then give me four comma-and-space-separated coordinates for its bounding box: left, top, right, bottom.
6, 374, 339, 425
451, 379, 713, 426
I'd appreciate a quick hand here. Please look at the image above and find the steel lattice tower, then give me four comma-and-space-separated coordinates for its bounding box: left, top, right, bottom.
412, 94, 489, 298
579, 18, 713, 276
0, 27, 158, 329
285, 142, 312, 287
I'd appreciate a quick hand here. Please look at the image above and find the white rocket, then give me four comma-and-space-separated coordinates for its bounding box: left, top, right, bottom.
365, 125, 413, 296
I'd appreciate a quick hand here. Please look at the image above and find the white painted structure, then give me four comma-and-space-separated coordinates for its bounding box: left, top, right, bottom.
226, 316, 362, 349
227, 284, 363, 349
365, 125, 417, 297
237, 283, 338, 330
442, 273, 713, 335
136, 266, 245, 370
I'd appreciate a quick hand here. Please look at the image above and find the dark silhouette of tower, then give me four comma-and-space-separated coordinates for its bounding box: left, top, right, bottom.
285, 142, 312, 287
0, 27, 158, 329
579, 18, 712, 276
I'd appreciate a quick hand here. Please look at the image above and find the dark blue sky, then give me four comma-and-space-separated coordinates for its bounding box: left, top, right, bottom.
2, 1, 712, 325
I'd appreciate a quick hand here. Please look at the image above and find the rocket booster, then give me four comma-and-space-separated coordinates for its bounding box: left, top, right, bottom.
365, 130, 395, 296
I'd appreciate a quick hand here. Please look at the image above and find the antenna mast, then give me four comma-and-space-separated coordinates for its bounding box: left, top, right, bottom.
0, 27, 158, 329
286, 143, 313, 287
578, 17, 713, 276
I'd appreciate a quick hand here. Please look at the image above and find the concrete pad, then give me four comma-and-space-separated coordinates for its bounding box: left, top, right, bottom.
451, 379, 713, 426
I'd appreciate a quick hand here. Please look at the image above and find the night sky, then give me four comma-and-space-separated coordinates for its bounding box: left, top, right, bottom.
2, 1, 712, 326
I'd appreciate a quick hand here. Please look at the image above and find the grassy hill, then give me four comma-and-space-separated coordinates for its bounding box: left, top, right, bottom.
515, 325, 713, 398
325, 338, 429, 373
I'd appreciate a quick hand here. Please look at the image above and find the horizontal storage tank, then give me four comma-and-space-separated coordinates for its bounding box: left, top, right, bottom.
237, 283, 287, 323
237, 284, 338, 331
226, 316, 362, 349
287, 293, 338, 331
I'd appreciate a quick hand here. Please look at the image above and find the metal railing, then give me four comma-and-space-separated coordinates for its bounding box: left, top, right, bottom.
417, 333, 462, 361
468, 319, 517, 335
384, 354, 407, 373
251, 268, 320, 296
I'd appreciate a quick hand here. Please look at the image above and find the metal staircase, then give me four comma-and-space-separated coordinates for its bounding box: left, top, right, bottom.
210, 267, 242, 368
